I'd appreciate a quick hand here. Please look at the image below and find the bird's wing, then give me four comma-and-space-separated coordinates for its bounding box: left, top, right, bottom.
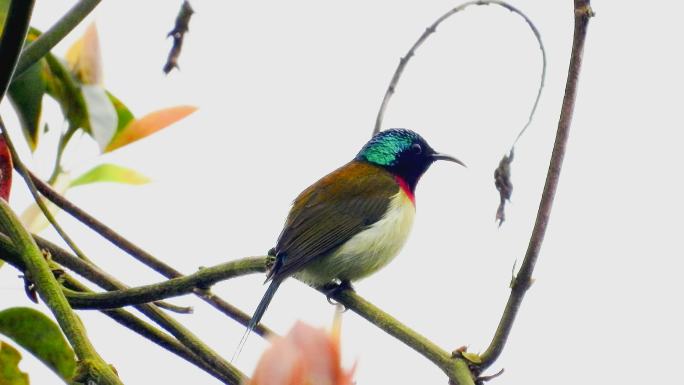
272, 161, 398, 280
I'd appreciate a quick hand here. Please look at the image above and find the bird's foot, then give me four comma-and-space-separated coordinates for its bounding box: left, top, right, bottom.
322, 280, 354, 305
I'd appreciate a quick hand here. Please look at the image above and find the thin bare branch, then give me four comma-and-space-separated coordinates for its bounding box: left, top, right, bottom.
372, 0, 545, 137
479, 0, 594, 370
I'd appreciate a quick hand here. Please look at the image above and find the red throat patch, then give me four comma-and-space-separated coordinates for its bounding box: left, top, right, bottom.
394, 176, 415, 205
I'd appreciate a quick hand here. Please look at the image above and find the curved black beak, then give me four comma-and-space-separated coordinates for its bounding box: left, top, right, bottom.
431, 152, 466, 167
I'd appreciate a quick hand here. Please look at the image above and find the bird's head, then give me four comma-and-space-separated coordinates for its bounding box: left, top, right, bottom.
356, 128, 465, 192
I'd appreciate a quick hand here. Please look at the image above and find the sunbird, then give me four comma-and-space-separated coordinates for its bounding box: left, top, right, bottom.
234, 128, 464, 359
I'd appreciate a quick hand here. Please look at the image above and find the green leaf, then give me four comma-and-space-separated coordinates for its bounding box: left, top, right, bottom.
0, 341, 29, 385
70, 164, 150, 188
106, 91, 134, 135
8, 61, 46, 151
81, 85, 117, 151
0, 307, 76, 381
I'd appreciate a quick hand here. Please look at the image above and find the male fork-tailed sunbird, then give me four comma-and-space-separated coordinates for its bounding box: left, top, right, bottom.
234, 128, 464, 358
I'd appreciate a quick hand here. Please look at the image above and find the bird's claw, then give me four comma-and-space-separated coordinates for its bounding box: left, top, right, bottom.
322, 280, 354, 307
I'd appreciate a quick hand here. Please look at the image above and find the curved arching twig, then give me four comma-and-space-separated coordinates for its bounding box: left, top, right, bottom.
372, 0, 546, 142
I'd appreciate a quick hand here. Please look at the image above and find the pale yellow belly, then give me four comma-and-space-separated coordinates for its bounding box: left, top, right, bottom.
295, 189, 415, 286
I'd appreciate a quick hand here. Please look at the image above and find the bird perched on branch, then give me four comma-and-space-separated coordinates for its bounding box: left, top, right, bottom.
234, 128, 464, 359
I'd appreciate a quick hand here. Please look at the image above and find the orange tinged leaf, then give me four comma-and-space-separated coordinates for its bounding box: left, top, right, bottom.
104, 105, 196, 152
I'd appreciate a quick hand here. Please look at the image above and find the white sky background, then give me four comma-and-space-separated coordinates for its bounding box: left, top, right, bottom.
0, 1, 682, 384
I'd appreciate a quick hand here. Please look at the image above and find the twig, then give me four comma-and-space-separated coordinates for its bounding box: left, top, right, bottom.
478, 0, 593, 370
25, 169, 272, 336
65, 256, 267, 309
494, 0, 547, 225
47, 125, 77, 185
152, 300, 193, 314
163, 0, 194, 74
372, 0, 545, 136
14, 0, 102, 78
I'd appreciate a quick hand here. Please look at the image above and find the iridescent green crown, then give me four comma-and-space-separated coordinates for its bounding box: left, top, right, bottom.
357, 129, 423, 166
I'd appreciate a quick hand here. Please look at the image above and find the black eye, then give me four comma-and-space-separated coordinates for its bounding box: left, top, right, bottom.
411, 143, 422, 155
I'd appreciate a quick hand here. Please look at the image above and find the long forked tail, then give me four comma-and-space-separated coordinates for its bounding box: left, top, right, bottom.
231, 279, 282, 362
